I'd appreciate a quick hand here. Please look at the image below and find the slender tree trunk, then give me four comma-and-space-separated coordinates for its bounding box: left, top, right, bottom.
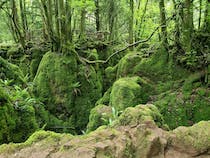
138, 0, 149, 38
182, 0, 193, 53
129, 0, 134, 47
198, 0, 202, 29
159, 0, 169, 50
135, 0, 141, 42
95, 0, 100, 32
66, 0, 72, 42
108, 0, 115, 40
203, 0, 210, 32
19, 0, 28, 42
10, 0, 25, 48
80, 8, 86, 40
172, 0, 181, 48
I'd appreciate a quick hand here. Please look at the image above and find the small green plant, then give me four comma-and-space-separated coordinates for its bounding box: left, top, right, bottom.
106, 107, 123, 126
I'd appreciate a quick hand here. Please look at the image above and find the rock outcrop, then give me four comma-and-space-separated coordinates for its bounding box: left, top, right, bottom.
0, 104, 209, 158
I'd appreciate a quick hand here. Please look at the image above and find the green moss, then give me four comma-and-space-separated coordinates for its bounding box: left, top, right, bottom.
117, 52, 142, 78
96, 87, 112, 105
0, 102, 16, 144
109, 76, 152, 111
33, 51, 77, 120
105, 65, 118, 87
0, 86, 10, 104
0, 130, 70, 154
114, 104, 164, 127
74, 65, 102, 132
0, 57, 24, 84
0, 84, 40, 144
154, 83, 210, 129
33, 52, 102, 133
172, 121, 210, 151
86, 104, 112, 132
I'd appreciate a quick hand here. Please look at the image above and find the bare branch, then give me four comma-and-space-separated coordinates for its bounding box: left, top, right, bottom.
77, 14, 175, 64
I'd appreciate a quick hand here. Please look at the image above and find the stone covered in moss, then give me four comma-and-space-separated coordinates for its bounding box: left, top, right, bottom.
116, 52, 142, 78
0, 87, 16, 144
33, 52, 102, 133
33, 52, 77, 119
114, 104, 164, 127
86, 104, 112, 132
0, 85, 39, 144
110, 76, 152, 111
171, 121, 210, 155
0, 57, 24, 84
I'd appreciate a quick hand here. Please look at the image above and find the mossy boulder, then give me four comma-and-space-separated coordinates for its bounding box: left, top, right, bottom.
96, 87, 112, 105
33, 52, 102, 133
0, 87, 16, 144
170, 121, 210, 156
0, 57, 24, 84
0, 85, 38, 144
86, 104, 112, 132
114, 104, 165, 127
29, 46, 47, 79
110, 76, 152, 111
116, 50, 189, 82
116, 52, 142, 78
33, 52, 77, 119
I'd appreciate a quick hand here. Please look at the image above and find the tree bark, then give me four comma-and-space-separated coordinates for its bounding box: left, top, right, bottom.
159, 0, 169, 50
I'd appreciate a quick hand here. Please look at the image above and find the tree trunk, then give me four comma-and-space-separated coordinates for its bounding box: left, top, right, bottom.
129, 0, 134, 47
95, 0, 100, 32
159, 0, 169, 50
182, 0, 193, 53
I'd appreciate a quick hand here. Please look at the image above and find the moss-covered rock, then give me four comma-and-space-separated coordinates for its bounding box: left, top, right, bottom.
114, 104, 165, 127
33, 52, 77, 118
109, 76, 152, 111
116, 50, 189, 82
33, 52, 102, 133
171, 121, 210, 156
0, 57, 24, 84
0, 87, 16, 144
86, 104, 112, 132
0, 85, 39, 144
96, 87, 112, 105
116, 52, 142, 78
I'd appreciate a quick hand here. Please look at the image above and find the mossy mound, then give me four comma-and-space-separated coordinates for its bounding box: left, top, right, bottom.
33, 52, 102, 133
33, 52, 77, 119
0, 85, 38, 144
116, 52, 142, 78
116, 50, 189, 82
171, 121, 210, 156
0, 87, 16, 144
110, 76, 152, 111
86, 104, 112, 132
0, 57, 24, 84
114, 104, 165, 127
